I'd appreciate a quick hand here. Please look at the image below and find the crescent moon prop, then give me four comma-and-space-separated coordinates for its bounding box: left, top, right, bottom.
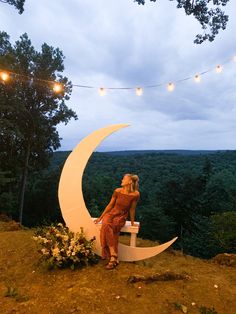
58, 124, 178, 261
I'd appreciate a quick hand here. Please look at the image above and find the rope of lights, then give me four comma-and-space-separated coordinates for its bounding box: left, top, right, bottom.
0, 55, 235, 96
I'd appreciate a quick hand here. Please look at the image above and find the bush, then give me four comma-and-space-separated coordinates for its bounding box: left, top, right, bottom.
32, 223, 98, 270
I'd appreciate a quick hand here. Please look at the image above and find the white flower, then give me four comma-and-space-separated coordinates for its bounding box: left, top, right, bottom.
57, 223, 63, 227
63, 235, 69, 241
41, 248, 48, 255
72, 252, 76, 256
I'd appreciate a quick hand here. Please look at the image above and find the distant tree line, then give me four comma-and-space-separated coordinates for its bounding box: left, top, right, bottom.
1, 149, 235, 259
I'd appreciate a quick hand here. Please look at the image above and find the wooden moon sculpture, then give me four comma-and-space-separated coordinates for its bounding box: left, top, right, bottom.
58, 124, 178, 261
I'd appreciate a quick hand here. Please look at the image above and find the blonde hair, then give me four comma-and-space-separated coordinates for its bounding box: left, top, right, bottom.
125, 173, 139, 192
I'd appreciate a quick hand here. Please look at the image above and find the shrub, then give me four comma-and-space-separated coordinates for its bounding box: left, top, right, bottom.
32, 223, 98, 270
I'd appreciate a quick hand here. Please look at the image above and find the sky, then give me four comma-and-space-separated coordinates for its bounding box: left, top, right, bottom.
1, 0, 236, 152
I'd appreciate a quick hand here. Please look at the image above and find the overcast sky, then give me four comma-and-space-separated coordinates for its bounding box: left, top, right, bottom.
1, 0, 236, 151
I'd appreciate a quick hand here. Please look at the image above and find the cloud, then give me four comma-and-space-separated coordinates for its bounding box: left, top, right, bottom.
1, 0, 236, 150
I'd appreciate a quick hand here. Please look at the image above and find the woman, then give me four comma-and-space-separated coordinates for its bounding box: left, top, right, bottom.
94, 174, 140, 269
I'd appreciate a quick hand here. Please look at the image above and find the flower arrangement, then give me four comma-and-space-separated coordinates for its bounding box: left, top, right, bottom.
32, 223, 98, 270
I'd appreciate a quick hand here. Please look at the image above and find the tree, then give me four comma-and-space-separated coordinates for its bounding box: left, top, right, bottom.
0, 0, 25, 14
204, 169, 236, 214
134, 0, 229, 44
182, 214, 220, 258
211, 211, 236, 252
0, 31, 77, 224
138, 204, 176, 242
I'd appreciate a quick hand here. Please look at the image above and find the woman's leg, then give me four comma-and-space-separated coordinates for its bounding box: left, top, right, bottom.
100, 214, 115, 259
100, 215, 119, 268
108, 246, 117, 257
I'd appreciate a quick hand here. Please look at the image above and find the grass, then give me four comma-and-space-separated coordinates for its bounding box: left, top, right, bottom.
0, 223, 235, 314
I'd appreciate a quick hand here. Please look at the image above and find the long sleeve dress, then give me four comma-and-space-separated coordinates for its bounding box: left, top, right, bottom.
100, 189, 140, 259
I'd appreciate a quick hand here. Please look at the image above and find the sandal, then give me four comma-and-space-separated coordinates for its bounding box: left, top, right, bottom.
105, 255, 119, 270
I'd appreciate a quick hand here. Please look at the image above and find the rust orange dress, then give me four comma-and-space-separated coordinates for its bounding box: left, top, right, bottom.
100, 189, 140, 259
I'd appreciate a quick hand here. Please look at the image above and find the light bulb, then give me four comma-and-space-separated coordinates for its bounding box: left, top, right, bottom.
98, 87, 106, 96
135, 87, 143, 96
0, 71, 10, 82
194, 74, 201, 83
167, 82, 175, 92
215, 65, 223, 73
53, 83, 63, 93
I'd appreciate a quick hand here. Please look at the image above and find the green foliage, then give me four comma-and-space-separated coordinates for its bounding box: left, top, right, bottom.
182, 215, 221, 258
0, 0, 25, 14
32, 223, 99, 270
4, 286, 18, 297
174, 302, 188, 313
0, 171, 17, 215
80, 150, 236, 257
4, 285, 30, 302
138, 205, 176, 242
154, 170, 208, 250
204, 170, 236, 214
4, 149, 236, 259
211, 211, 236, 252
134, 0, 229, 44
199, 306, 218, 314
23, 167, 62, 226
0, 31, 77, 221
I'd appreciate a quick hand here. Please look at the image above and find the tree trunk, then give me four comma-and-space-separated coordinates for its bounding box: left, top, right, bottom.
19, 140, 31, 225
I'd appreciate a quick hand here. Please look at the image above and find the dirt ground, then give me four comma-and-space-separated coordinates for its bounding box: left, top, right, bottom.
0, 225, 235, 314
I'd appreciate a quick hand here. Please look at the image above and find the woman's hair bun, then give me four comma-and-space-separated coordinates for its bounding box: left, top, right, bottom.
131, 174, 139, 181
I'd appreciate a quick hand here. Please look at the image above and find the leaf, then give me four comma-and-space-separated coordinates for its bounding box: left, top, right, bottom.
180, 304, 188, 314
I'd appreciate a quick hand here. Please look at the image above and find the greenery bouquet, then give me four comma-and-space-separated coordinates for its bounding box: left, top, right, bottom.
32, 223, 98, 270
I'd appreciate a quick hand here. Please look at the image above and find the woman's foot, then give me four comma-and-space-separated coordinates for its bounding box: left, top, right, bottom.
105, 254, 119, 270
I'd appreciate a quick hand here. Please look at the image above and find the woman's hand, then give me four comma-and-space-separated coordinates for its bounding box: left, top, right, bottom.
94, 217, 102, 224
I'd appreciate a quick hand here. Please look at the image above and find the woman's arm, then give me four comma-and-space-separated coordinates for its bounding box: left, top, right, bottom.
129, 193, 140, 226
94, 190, 117, 223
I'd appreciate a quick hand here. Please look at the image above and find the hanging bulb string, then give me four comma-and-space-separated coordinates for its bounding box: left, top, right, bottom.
0, 55, 235, 93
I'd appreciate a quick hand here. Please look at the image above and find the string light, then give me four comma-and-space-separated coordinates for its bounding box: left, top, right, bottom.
0, 71, 10, 82
53, 83, 63, 93
135, 87, 143, 96
215, 65, 223, 73
0, 54, 235, 95
167, 82, 175, 92
98, 87, 106, 96
194, 74, 201, 83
